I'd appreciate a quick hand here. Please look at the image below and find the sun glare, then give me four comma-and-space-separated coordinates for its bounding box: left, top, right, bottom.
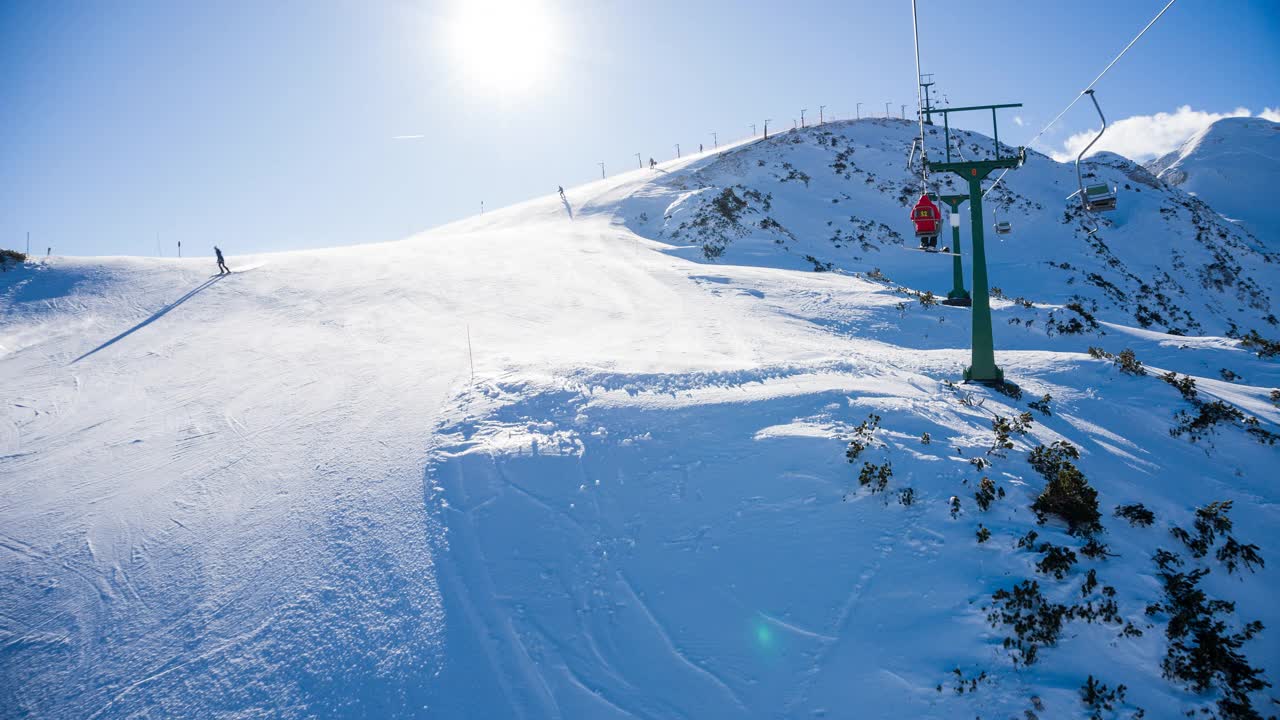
441, 0, 561, 99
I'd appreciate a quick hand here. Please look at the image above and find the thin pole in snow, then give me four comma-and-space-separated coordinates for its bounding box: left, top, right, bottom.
481, 200, 485, 214
819, 105, 826, 124
710, 131, 717, 148
857, 102, 862, 120
800, 108, 807, 128
885, 102, 891, 118
750, 124, 756, 137
467, 324, 474, 385
763, 119, 770, 139
634, 152, 642, 168
674, 143, 680, 158
599, 162, 606, 179
902, 104, 907, 119
26, 231, 30, 255
178, 240, 182, 258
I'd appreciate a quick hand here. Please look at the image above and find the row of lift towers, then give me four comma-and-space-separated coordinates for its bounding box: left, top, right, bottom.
911, 75, 1118, 386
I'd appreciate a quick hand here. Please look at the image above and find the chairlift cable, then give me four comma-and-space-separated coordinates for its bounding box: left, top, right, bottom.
911, 0, 929, 194
981, 0, 1178, 200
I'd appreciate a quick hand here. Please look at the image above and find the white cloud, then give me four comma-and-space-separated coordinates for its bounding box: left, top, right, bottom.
392, 134, 425, 140
1049, 105, 1276, 162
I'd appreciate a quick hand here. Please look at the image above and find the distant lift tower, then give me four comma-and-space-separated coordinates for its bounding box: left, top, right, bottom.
925, 102, 1025, 384
919, 74, 937, 125
938, 194, 971, 307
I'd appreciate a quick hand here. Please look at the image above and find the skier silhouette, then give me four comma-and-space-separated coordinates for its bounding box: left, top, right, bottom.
214, 246, 230, 274
558, 185, 565, 200
699, 143, 703, 153
649, 157, 656, 170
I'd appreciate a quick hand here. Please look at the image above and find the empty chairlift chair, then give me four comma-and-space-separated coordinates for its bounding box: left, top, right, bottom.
1074, 89, 1119, 214
1082, 183, 1117, 212
994, 219, 1012, 235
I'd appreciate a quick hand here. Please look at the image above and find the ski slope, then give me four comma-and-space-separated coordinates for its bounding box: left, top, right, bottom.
2, 122, 1277, 719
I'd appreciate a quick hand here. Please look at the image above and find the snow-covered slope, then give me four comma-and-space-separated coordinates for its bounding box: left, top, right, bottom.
2, 122, 1278, 719
625, 118, 1279, 338
1148, 116, 1280, 246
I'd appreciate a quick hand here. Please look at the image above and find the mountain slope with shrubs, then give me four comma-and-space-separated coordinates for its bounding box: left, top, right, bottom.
620, 118, 1278, 340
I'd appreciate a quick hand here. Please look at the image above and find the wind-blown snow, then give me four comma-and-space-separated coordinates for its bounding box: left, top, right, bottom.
2, 120, 1277, 719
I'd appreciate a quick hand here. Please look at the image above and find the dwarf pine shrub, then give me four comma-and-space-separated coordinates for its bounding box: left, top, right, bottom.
974, 476, 1005, 511
0, 248, 26, 271
1028, 442, 1101, 535
1149, 550, 1270, 719
1028, 393, 1053, 416
1115, 503, 1155, 527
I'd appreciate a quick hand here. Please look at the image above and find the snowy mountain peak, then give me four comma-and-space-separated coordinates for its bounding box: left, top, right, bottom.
1147, 116, 1280, 243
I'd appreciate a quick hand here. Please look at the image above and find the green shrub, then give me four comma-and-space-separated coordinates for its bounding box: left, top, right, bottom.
1034, 543, 1079, 580
974, 476, 1005, 511
1028, 393, 1053, 416
0, 248, 26, 271
1115, 503, 1155, 527
1028, 442, 1101, 535
1161, 371, 1198, 401
1079, 675, 1127, 720
987, 580, 1070, 666
1238, 329, 1280, 359
1149, 551, 1269, 718
858, 462, 892, 494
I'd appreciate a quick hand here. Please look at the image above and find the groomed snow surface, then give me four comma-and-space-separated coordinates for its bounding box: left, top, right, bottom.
2, 120, 1278, 718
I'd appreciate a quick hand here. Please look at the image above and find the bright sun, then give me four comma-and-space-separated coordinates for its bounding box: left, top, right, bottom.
441, 0, 561, 99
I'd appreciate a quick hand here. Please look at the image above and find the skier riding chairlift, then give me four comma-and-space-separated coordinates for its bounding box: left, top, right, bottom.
910, 193, 942, 250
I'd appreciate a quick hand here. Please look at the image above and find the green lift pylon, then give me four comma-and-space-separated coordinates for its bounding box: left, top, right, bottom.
938, 194, 971, 307
924, 103, 1025, 384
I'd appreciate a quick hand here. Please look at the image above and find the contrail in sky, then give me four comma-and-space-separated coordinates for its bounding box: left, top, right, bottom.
392, 134, 425, 140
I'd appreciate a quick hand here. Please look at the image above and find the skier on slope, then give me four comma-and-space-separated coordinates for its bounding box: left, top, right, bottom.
558, 185, 566, 201
649, 157, 656, 170
214, 246, 230, 274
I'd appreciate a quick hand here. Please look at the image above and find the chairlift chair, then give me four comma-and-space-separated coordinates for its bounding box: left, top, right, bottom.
1083, 183, 1117, 212
994, 220, 1012, 235
1074, 90, 1119, 214
910, 193, 942, 248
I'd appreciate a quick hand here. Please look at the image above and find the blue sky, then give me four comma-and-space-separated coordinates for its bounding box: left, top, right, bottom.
2, 0, 1277, 257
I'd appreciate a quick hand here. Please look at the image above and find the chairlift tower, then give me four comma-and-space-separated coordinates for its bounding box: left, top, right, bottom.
938, 194, 971, 307
919, 74, 937, 125
924, 102, 1025, 384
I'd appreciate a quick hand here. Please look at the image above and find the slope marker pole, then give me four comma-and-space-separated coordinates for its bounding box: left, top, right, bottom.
467, 324, 475, 385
